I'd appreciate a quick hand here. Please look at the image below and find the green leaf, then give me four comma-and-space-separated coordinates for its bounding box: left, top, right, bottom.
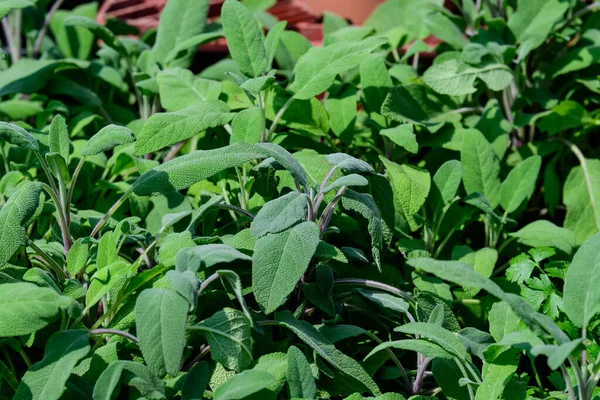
152, 0, 210, 67
14, 330, 90, 400
66, 239, 89, 277
49, 114, 70, 162
531, 339, 583, 370
287, 346, 317, 399
0, 182, 43, 266
380, 156, 431, 216
166, 270, 199, 308
256, 143, 308, 187
0, 0, 33, 19
360, 53, 392, 115
500, 156, 541, 213
432, 358, 470, 400
563, 232, 600, 329
0, 121, 39, 151
85, 261, 131, 310
182, 361, 210, 400
92, 360, 164, 400
429, 160, 463, 214
192, 308, 252, 371
64, 16, 127, 56
49, 3, 97, 60
253, 221, 319, 313
459, 248, 498, 297
423, 57, 513, 96
488, 301, 522, 342
164, 31, 224, 65
461, 129, 501, 208
133, 143, 265, 195
381, 84, 444, 126
366, 339, 455, 360
538, 100, 589, 135
552, 45, 600, 78
264, 21, 287, 67
424, 12, 468, 50
82, 125, 135, 156
0, 59, 87, 96
407, 258, 569, 344
275, 311, 381, 395
340, 190, 383, 270
176, 244, 251, 274
135, 288, 189, 376
250, 192, 309, 238
326, 85, 357, 138
563, 159, 600, 245
290, 37, 386, 99
395, 322, 468, 359
46, 152, 69, 185
0, 282, 69, 337
355, 288, 409, 314
213, 369, 276, 400
134, 101, 234, 155
326, 153, 374, 174
230, 107, 262, 144
157, 68, 221, 111
380, 124, 418, 154
507, 0, 570, 61
324, 174, 369, 193
221, 0, 268, 77
475, 349, 519, 400
509, 220, 576, 255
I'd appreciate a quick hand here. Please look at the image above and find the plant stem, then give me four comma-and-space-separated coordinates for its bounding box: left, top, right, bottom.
218, 204, 255, 220
455, 359, 476, 400
562, 364, 576, 400
267, 96, 294, 141
89, 328, 139, 343
67, 157, 85, 227
413, 357, 432, 394
198, 273, 220, 294
90, 187, 134, 238
0, 142, 9, 174
258, 91, 267, 142
34, 151, 59, 193
41, 183, 71, 254
28, 240, 67, 279
333, 278, 415, 304
33, 0, 65, 56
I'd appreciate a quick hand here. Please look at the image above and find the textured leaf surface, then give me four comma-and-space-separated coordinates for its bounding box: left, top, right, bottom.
0, 282, 66, 337
157, 68, 221, 111
221, 0, 267, 77
290, 37, 385, 99
287, 346, 317, 399
193, 308, 252, 371
49, 115, 70, 161
253, 221, 319, 313
563, 159, 600, 245
250, 192, 308, 238
395, 322, 468, 359
14, 330, 90, 400
500, 156, 541, 213
0, 182, 43, 266
275, 311, 380, 395
509, 220, 576, 255
461, 129, 501, 208
134, 101, 234, 155
176, 244, 251, 274
381, 156, 430, 216
82, 125, 135, 156
133, 143, 265, 195
0, 121, 38, 151
64, 16, 126, 55
563, 233, 600, 328
135, 289, 189, 376
366, 339, 454, 360
213, 369, 275, 400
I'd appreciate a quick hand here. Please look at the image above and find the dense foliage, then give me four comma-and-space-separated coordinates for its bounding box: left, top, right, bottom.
0, 0, 599, 398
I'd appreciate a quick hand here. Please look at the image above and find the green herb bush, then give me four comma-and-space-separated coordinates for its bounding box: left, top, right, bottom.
0, 0, 599, 399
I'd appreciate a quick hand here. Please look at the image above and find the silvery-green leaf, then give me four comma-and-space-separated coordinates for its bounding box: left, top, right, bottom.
81, 125, 135, 156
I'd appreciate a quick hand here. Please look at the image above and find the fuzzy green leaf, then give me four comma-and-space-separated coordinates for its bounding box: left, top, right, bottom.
380, 156, 431, 216
563, 159, 600, 245
287, 346, 317, 399
250, 192, 309, 238
253, 221, 319, 313
86, 261, 130, 310
429, 160, 463, 214
323, 174, 368, 193
64, 16, 126, 55
82, 125, 135, 156
213, 369, 276, 400
563, 232, 600, 328
0, 59, 88, 96
380, 124, 418, 154
192, 308, 252, 371
221, 0, 268, 77
134, 101, 234, 155
152, 0, 210, 67
0, 282, 68, 337
0, 121, 39, 151
395, 322, 468, 359
182, 361, 210, 400
13, 330, 90, 400
275, 311, 381, 395
360, 53, 392, 114
256, 143, 308, 187
0, 182, 43, 266
133, 143, 265, 195
290, 37, 386, 99
49, 114, 70, 161
366, 339, 455, 360
230, 107, 262, 144
135, 288, 189, 377
157, 68, 221, 111
500, 156, 541, 213
509, 220, 576, 255
176, 244, 251, 274
461, 129, 501, 208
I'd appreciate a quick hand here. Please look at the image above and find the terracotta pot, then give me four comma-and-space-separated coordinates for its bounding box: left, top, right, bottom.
303, 0, 383, 24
